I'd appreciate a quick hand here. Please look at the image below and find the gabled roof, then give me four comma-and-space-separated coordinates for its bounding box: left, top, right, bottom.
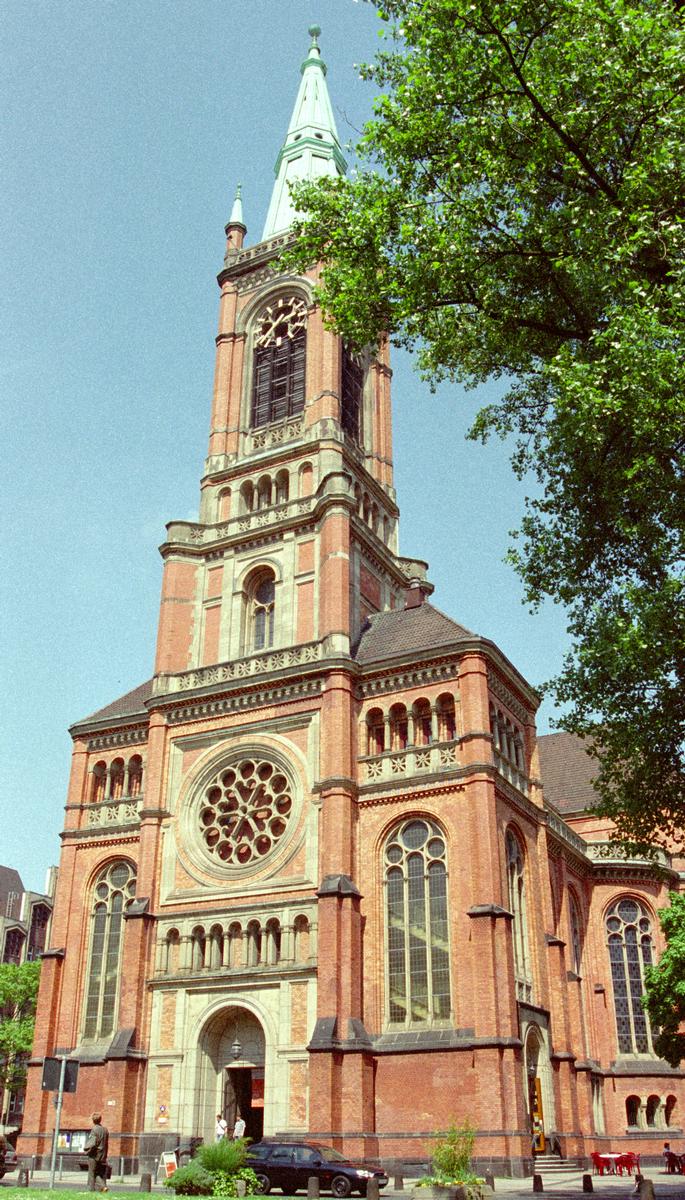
538, 731, 600, 815
353, 602, 475, 665
74, 679, 154, 728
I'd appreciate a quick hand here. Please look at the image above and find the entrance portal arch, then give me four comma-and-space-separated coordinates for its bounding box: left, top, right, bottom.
524, 1024, 555, 1154
196, 1005, 266, 1144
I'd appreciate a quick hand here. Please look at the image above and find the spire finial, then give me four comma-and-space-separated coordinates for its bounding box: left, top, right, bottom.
309, 24, 321, 47
228, 183, 245, 228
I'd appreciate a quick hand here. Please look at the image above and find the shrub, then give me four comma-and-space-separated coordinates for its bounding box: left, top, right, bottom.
431, 1121, 475, 1182
164, 1160, 214, 1195
211, 1167, 260, 1197
196, 1139, 249, 1174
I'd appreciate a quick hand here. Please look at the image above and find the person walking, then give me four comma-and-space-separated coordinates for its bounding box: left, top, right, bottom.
84, 1112, 109, 1193
215, 1113, 228, 1141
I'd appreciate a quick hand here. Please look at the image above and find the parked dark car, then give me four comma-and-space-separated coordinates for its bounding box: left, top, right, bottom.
246, 1141, 388, 1197
0, 1136, 18, 1180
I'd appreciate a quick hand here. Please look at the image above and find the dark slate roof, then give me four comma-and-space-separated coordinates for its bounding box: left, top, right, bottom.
353, 602, 475, 664
76, 679, 154, 727
538, 731, 600, 815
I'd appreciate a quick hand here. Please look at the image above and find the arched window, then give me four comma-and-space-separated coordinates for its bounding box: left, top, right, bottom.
109, 758, 125, 801
245, 569, 276, 652
666, 1095, 677, 1127
91, 762, 106, 803
191, 926, 206, 970
437, 694, 457, 742
275, 470, 289, 504
257, 475, 272, 509
227, 922, 242, 969
506, 829, 532, 1000
293, 915, 310, 963
341, 345, 363, 442
366, 707, 385, 755
646, 1094, 660, 1127
83, 860, 136, 1039
606, 897, 655, 1054
247, 920, 262, 967
240, 480, 254, 514
218, 487, 231, 522
299, 462, 314, 497
413, 698, 433, 747
208, 924, 223, 969
164, 928, 180, 973
128, 755, 143, 798
252, 295, 307, 428
569, 892, 584, 975
626, 1095, 641, 1127
389, 703, 408, 751
384, 818, 450, 1025
265, 918, 281, 965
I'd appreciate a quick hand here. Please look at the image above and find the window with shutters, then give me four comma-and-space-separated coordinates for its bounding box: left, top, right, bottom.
251, 296, 307, 428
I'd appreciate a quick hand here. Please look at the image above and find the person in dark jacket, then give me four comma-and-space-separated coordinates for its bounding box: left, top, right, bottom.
84, 1113, 109, 1192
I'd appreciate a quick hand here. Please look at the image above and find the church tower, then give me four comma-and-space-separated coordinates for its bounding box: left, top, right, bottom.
23, 26, 682, 1180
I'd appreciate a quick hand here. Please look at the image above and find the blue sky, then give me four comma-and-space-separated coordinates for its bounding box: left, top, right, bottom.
1, 1, 569, 894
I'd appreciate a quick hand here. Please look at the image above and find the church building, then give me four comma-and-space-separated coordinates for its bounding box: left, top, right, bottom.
22, 28, 685, 1178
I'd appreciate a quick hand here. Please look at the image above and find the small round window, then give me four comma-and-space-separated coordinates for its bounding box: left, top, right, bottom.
197, 757, 294, 867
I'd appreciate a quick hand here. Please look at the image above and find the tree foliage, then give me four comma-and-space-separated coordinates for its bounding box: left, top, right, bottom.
283, 0, 685, 851
0, 961, 41, 1096
643, 892, 685, 1066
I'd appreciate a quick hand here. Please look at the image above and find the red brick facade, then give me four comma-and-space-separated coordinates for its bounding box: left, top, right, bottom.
21, 45, 685, 1180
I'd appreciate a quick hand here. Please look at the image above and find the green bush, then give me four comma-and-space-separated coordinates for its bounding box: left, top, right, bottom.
431, 1121, 475, 1182
196, 1139, 249, 1175
211, 1167, 260, 1197
164, 1160, 214, 1195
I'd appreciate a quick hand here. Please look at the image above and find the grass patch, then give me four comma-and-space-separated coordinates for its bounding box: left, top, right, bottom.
1, 1191, 156, 1199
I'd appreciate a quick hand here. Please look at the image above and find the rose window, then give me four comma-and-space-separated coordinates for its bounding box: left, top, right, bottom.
199, 759, 293, 865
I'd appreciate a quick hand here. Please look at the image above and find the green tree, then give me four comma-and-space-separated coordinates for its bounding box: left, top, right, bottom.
0, 961, 41, 1114
643, 892, 685, 1067
284, 0, 685, 852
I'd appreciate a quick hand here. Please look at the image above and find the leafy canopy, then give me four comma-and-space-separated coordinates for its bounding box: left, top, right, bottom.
643, 892, 685, 1067
283, 0, 685, 851
0, 961, 41, 1094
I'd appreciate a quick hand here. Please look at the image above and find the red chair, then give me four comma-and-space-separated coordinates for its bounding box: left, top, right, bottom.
616, 1154, 635, 1175
591, 1152, 610, 1175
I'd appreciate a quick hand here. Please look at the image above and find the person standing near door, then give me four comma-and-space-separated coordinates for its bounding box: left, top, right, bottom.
233, 1114, 246, 1140
216, 1114, 228, 1141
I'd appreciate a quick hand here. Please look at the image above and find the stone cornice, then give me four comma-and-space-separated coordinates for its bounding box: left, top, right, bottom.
162, 676, 325, 726
357, 657, 459, 699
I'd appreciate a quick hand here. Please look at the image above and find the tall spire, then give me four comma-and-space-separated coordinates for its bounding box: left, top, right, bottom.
262, 25, 347, 241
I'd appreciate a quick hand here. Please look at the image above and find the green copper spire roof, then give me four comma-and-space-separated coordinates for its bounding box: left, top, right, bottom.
262, 25, 347, 241
228, 183, 245, 228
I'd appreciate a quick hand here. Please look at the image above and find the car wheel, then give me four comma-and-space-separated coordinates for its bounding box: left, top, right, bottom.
331, 1175, 352, 1198
254, 1173, 271, 1194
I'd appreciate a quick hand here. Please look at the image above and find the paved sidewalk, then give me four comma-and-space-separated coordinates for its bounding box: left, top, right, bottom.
4, 1165, 685, 1200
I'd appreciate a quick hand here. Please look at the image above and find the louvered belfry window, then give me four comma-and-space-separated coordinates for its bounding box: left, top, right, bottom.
341, 345, 363, 441
252, 296, 307, 428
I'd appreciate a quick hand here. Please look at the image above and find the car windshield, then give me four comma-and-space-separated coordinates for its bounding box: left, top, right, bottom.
316, 1147, 348, 1163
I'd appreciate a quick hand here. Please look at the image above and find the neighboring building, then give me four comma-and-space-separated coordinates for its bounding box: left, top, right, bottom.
0, 866, 56, 1128
21, 28, 685, 1177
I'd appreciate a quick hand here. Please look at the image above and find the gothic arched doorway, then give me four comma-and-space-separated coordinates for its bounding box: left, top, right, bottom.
524, 1025, 553, 1155
197, 1006, 266, 1143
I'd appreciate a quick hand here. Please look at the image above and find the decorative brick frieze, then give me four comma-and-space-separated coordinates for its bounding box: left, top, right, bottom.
87, 726, 148, 751
358, 661, 458, 698
164, 677, 323, 724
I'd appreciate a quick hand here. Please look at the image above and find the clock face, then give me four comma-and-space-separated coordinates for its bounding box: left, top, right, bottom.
198, 757, 293, 867
255, 295, 307, 348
